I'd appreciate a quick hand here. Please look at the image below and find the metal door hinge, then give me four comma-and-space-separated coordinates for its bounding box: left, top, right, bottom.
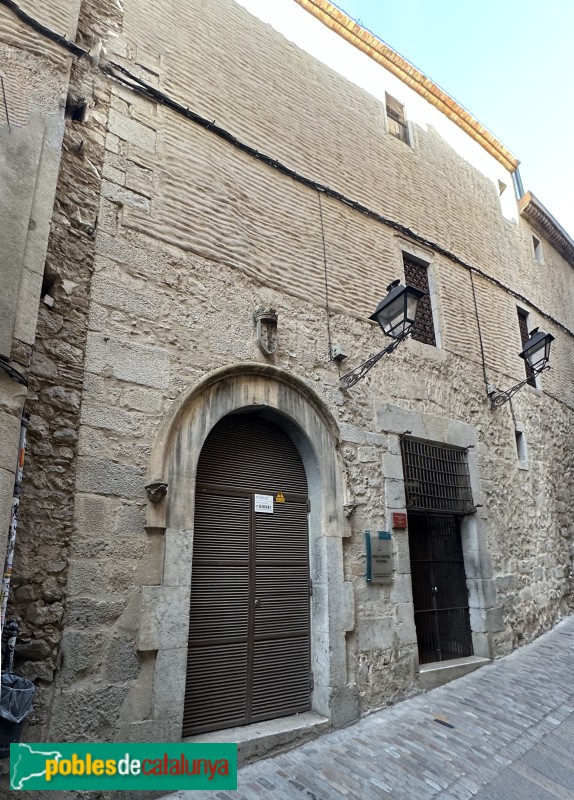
307, 498, 311, 512
310, 672, 314, 690
309, 578, 313, 596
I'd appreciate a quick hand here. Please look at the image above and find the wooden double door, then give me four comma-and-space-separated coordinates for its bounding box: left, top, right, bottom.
182, 413, 311, 736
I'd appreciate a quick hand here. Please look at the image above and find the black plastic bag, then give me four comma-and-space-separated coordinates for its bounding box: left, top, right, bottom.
0, 673, 35, 724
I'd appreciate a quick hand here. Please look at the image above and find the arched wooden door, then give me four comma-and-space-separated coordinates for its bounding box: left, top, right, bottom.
182, 413, 311, 736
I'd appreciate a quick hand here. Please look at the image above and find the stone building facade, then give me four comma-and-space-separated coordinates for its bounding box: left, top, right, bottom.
1, 0, 573, 761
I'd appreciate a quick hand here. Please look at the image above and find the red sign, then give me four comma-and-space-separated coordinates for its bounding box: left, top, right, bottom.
392, 512, 407, 529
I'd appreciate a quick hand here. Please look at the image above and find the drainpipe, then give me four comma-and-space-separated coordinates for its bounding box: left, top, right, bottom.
512, 167, 524, 201
0, 414, 30, 634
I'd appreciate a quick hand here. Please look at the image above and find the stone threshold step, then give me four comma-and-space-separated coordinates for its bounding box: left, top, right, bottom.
184, 711, 330, 766
419, 655, 491, 690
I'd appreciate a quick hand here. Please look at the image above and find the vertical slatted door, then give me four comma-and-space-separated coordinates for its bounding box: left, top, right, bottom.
252, 500, 310, 722
182, 492, 251, 735
183, 413, 310, 736
409, 513, 473, 664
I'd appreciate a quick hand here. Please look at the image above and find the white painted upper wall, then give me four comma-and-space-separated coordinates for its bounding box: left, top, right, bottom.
236, 0, 518, 223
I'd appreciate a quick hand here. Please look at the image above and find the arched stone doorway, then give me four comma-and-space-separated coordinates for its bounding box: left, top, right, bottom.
138, 364, 357, 741
183, 412, 311, 735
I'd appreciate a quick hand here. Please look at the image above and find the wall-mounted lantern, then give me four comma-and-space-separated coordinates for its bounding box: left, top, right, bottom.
340, 280, 425, 389
519, 327, 555, 372
489, 327, 555, 408
369, 280, 425, 338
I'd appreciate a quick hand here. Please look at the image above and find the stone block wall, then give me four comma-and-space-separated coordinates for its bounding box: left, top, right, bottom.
0, 0, 80, 559
2, 0, 572, 749
4, 0, 122, 741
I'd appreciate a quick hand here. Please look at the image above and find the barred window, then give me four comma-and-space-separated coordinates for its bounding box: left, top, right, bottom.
403, 255, 436, 346
517, 308, 536, 387
401, 438, 474, 515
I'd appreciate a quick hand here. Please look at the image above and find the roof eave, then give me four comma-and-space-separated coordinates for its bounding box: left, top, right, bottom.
519, 192, 574, 267
293, 0, 519, 173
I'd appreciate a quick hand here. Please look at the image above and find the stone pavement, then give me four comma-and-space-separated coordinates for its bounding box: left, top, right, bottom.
165, 616, 574, 800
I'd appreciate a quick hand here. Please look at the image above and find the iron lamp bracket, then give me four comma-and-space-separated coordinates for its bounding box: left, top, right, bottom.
488, 365, 549, 408
340, 332, 408, 389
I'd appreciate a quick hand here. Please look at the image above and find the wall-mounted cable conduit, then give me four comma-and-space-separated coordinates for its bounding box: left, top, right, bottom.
2, 0, 572, 347
0, 358, 28, 387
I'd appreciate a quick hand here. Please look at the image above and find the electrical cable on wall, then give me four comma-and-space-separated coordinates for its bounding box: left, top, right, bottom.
101, 60, 574, 342
0, 76, 11, 129
468, 270, 490, 392
317, 192, 334, 364
0, 358, 28, 387
2, 0, 572, 347
0, 0, 88, 58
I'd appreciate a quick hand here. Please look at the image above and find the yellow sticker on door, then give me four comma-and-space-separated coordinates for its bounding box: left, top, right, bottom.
275, 491, 286, 503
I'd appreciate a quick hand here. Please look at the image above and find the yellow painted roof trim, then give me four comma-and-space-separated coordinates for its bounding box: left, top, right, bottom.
293, 0, 520, 173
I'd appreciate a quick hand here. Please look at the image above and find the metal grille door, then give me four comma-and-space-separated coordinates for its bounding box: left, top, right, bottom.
183, 414, 310, 736
408, 513, 473, 664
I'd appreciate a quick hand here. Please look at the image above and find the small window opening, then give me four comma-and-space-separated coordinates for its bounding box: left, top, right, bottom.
65, 94, 87, 123
41, 269, 57, 308
498, 180, 507, 195
515, 429, 528, 465
385, 93, 409, 145
532, 236, 544, 264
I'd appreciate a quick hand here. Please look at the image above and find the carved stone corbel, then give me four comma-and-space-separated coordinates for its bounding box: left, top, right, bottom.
145, 480, 168, 504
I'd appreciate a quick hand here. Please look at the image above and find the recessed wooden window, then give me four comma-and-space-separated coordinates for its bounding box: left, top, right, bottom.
403, 255, 436, 346
532, 235, 544, 264
517, 308, 536, 387
385, 93, 409, 145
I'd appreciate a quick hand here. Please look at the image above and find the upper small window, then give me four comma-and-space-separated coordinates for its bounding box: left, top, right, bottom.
385, 93, 409, 145
403, 255, 436, 346
532, 235, 544, 265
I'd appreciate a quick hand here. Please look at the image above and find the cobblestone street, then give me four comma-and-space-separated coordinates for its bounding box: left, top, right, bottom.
165, 616, 574, 800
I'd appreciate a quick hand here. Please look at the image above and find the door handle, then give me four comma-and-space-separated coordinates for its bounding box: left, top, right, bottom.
431, 586, 438, 594
254, 598, 262, 608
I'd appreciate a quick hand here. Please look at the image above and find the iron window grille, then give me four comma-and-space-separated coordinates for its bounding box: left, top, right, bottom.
517, 308, 537, 387
403, 255, 436, 346
401, 438, 474, 515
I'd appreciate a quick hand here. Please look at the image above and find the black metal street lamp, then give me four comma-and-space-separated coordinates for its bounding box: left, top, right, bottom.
340, 280, 425, 389
519, 327, 555, 372
489, 327, 555, 408
369, 280, 425, 338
